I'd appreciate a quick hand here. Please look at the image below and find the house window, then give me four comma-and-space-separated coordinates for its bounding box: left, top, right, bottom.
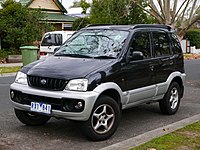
63, 23, 72, 30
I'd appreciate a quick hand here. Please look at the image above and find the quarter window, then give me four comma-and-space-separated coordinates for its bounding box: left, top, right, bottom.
169, 33, 182, 54
152, 32, 170, 56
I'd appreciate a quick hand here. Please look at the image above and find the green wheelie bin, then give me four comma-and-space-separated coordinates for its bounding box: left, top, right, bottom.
20, 46, 39, 66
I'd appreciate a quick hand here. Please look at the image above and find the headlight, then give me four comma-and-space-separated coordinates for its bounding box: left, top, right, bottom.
66, 79, 88, 91
15, 71, 27, 85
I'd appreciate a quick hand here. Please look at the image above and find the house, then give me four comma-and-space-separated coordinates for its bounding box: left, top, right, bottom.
0, 0, 76, 30
20, 0, 76, 30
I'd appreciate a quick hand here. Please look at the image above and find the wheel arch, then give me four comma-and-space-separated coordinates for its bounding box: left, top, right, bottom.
93, 82, 123, 109
171, 76, 184, 98
99, 89, 122, 109
165, 71, 185, 98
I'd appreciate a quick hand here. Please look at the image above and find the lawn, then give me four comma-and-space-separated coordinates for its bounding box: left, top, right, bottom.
131, 122, 200, 150
0, 66, 21, 74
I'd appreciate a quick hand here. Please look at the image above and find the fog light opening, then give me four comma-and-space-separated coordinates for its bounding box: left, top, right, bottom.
10, 91, 15, 99
63, 102, 73, 112
75, 101, 83, 110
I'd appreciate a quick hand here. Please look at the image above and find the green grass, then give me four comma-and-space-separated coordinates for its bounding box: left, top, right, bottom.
0, 66, 21, 74
131, 122, 200, 150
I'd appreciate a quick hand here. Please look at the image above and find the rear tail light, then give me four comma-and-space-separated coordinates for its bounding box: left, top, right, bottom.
40, 52, 47, 56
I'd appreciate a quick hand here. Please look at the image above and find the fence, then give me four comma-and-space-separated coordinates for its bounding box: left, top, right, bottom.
181, 39, 200, 54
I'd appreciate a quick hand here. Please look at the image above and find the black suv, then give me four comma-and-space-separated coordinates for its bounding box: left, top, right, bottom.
10, 24, 186, 141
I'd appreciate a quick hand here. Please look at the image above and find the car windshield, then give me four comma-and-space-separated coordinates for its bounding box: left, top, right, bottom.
54, 29, 129, 58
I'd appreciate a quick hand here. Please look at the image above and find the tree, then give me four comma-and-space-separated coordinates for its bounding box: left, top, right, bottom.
133, 0, 200, 39
0, 0, 50, 51
70, 0, 81, 8
72, 17, 91, 30
90, 0, 155, 25
70, 0, 90, 14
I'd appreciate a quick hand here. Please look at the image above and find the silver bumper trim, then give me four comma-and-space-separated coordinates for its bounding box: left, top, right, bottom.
10, 83, 99, 121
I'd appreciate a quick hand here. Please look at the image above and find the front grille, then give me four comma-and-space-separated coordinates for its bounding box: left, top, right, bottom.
27, 75, 67, 91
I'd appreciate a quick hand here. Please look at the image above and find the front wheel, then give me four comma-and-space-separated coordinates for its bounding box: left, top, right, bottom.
159, 82, 181, 115
81, 95, 121, 141
14, 109, 51, 126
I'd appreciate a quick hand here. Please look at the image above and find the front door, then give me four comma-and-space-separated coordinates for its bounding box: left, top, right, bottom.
151, 31, 174, 84
124, 31, 156, 104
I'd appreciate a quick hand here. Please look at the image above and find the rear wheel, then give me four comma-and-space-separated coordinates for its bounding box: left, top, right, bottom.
82, 95, 121, 141
14, 109, 51, 126
159, 82, 181, 115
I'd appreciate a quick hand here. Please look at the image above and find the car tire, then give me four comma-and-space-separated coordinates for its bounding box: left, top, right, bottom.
159, 82, 181, 115
81, 95, 121, 141
14, 109, 51, 126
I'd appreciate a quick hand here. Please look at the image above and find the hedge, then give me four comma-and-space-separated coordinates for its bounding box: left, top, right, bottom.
185, 29, 200, 49
0, 49, 19, 58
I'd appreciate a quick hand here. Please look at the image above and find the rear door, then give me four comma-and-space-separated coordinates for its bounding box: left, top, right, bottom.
151, 31, 174, 85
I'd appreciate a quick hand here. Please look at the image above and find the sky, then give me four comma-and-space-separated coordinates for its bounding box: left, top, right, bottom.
60, 0, 200, 10
60, 0, 91, 9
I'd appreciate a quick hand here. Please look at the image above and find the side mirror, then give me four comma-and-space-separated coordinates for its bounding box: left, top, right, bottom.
129, 51, 144, 61
54, 47, 59, 54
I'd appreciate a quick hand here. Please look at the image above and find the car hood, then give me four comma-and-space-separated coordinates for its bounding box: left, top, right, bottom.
26, 56, 114, 80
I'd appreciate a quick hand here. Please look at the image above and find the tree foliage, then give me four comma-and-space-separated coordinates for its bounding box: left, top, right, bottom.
70, 0, 81, 8
133, 0, 200, 39
0, 0, 50, 51
70, 0, 90, 14
72, 17, 91, 31
89, 0, 155, 25
185, 29, 200, 48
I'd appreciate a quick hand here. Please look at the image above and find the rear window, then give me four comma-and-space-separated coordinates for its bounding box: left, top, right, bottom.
41, 34, 62, 46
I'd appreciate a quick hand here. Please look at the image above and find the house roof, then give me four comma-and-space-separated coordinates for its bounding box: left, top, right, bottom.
43, 13, 76, 22
20, 0, 67, 13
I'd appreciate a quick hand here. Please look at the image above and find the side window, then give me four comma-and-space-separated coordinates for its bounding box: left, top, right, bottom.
131, 32, 151, 59
152, 32, 170, 56
169, 33, 182, 54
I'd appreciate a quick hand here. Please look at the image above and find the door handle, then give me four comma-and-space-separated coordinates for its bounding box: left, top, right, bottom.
150, 65, 154, 71
169, 61, 174, 65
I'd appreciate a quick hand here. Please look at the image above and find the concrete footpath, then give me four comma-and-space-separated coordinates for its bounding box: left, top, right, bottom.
0, 63, 22, 67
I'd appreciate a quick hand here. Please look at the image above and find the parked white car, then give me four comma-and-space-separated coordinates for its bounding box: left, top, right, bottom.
40, 31, 75, 57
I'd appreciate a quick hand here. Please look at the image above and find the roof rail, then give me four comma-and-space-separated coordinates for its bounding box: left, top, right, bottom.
86, 24, 114, 27
132, 24, 172, 30
85, 24, 172, 31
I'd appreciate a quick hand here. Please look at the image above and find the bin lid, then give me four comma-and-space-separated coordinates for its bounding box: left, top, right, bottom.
20, 46, 39, 50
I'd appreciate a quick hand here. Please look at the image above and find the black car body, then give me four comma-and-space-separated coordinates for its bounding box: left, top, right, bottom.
10, 24, 186, 141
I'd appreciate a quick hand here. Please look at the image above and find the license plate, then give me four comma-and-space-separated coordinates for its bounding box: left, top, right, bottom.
30, 102, 51, 114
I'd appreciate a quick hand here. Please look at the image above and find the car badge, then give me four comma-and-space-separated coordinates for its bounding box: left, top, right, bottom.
40, 79, 47, 85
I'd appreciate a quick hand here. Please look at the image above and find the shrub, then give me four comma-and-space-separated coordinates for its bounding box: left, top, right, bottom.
0, 49, 19, 58
185, 29, 200, 49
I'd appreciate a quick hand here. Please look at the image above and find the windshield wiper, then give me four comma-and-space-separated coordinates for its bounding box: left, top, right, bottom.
94, 56, 116, 59
54, 53, 92, 58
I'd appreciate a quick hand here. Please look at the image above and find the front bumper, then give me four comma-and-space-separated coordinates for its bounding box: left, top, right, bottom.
10, 83, 99, 121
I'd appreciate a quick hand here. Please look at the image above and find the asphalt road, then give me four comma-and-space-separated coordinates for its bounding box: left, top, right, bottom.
0, 60, 199, 150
